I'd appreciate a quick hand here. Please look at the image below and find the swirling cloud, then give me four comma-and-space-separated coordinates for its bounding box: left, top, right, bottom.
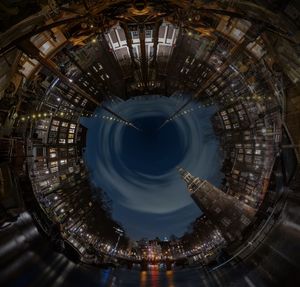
81, 94, 223, 238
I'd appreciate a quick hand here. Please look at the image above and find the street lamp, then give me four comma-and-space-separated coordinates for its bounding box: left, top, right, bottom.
112, 227, 123, 255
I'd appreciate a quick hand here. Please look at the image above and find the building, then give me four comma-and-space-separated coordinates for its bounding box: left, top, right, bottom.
177, 167, 255, 242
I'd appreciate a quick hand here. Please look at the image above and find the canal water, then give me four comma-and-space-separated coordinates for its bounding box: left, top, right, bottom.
67, 265, 262, 287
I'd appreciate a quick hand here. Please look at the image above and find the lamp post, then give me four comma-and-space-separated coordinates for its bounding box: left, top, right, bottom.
112, 227, 124, 255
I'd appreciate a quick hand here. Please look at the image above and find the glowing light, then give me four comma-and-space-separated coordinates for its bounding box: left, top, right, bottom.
166, 270, 174, 287
140, 271, 147, 287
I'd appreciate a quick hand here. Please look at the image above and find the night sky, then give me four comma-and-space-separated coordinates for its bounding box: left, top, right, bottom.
81, 94, 223, 240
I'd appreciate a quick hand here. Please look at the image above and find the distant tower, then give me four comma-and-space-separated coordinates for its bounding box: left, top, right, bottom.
177, 167, 255, 242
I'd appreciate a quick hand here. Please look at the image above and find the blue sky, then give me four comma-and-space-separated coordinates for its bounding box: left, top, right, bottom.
81, 94, 223, 240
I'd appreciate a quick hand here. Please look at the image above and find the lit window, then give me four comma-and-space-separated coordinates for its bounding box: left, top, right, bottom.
60, 159, 67, 165
50, 161, 58, 167
50, 153, 56, 158
50, 167, 58, 173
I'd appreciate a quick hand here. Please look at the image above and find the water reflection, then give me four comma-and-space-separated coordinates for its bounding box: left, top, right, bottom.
100, 268, 192, 287
140, 271, 147, 287
150, 267, 159, 287
166, 270, 175, 287
101, 269, 112, 286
